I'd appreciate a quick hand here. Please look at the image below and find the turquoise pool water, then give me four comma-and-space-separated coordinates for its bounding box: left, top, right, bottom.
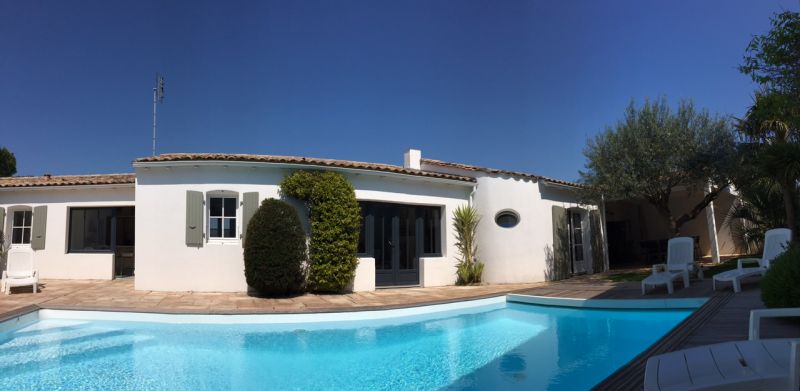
0, 301, 692, 390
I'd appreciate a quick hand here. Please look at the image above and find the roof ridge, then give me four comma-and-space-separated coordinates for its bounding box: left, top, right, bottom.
421, 158, 583, 188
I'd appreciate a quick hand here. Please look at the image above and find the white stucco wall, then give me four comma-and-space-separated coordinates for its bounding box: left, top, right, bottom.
0, 186, 135, 280
134, 163, 472, 292
470, 175, 595, 284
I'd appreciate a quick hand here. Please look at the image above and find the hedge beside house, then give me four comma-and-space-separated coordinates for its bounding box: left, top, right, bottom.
243, 198, 307, 296
281, 171, 361, 293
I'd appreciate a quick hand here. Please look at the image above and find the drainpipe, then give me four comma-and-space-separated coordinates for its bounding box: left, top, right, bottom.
469, 184, 477, 207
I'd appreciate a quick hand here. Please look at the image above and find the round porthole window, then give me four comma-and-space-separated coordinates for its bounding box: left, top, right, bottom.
495, 210, 520, 228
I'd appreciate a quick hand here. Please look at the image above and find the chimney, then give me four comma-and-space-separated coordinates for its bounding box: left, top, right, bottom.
403, 149, 421, 170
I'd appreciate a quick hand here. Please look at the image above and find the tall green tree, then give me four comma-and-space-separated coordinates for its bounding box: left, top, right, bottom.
0, 147, 16, 177
739, 11, 800, 241
580, 98, 738, 236
740, 11, 800, 96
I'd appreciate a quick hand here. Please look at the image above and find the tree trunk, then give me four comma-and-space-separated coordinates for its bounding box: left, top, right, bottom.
780, 178, 799, 242
652, 201, 681, 237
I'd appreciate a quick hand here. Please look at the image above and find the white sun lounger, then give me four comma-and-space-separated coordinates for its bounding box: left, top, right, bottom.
642, 237, 696, 295
644, 307, 800, 391
1, 248, 38, 294
713, 228, 791, 293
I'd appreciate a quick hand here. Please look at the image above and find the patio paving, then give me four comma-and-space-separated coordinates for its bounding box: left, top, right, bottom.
0, 278, 547, 318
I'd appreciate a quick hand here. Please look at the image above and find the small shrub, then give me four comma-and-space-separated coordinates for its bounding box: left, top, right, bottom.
453, 205, 484, 285
761, 244, 800, 308
281, 171, 361, 293
244, 198, 307, 296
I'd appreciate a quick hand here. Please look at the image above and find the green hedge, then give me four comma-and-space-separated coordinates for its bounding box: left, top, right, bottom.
281, 171, 361, 293
243, 198, 307, 296
762, 243, 800, 308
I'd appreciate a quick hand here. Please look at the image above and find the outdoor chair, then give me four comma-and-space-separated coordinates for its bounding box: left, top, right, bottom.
1, 247, 38, 294
713, 228, 791, 293
644, 307, 800, 390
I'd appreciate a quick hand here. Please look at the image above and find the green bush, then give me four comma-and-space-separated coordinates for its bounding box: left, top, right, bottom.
281, 171, 361, 293
762, 244, 800, 308
243, 198, 307, 296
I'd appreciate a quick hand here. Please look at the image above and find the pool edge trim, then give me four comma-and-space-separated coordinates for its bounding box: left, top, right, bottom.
507, 294, 708, 309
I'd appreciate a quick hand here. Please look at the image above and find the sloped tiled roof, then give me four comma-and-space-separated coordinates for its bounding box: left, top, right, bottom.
135, 153, 476, 183
421, 158, 584, 188
0, 173, 135, 188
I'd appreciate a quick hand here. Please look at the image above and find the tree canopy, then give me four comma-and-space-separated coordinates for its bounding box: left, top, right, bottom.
580, 98, 738, 235
0, 147, 16, 177
740, 11, 800, 96
737, 11, 800, 242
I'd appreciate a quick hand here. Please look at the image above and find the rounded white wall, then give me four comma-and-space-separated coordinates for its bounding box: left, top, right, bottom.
473, 175, 547, 283
472, 175, 594, 284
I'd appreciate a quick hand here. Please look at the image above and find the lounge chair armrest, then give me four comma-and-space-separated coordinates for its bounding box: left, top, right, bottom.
651, 263, 667, 274
738, 257, 761, 270
749, 308, 800, 340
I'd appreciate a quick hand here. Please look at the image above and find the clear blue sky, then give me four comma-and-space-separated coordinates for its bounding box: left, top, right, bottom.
1, 0, 798, 180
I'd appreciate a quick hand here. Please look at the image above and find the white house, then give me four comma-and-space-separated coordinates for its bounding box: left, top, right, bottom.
0, 149, 736, 292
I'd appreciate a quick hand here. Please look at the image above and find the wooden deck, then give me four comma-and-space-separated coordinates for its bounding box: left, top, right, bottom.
513, 274, 800, 390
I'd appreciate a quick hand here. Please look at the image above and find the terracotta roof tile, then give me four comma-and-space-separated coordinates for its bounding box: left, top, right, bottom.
135, 153, 476, 183
421, 158, 584, 188
0, 173, 135, 188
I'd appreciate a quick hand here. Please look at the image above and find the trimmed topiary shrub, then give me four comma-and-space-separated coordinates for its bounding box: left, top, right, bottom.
244, 198, 307, 296
761, 243, 800, 308
281, 171, 361, 293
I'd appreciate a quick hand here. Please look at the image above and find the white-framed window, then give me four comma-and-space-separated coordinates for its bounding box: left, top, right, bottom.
11, 209, 32, 245
208, 194, 238, 240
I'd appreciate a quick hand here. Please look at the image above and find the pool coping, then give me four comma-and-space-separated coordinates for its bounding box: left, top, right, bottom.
507, 294, 707, 309
2, 292, 709, 327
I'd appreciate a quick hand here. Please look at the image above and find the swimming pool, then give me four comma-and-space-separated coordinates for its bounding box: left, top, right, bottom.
0, 297, 695, 390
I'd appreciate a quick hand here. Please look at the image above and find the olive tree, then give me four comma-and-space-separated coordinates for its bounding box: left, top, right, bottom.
580, 98, 738, 236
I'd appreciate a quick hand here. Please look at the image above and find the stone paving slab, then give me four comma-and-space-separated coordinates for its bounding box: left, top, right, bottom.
0, 278, 546, 316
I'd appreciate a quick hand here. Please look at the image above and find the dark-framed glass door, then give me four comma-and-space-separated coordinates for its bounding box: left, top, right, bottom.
370, 204, 419, 287
359, 201, 447, 287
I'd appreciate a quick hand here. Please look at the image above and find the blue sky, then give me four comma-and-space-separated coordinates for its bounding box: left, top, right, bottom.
1, 1, 797, 180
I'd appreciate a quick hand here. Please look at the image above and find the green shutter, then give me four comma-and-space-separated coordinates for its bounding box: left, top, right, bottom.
551, 206, 569, 281
589, 209, 605, 274
186, 191, 204, 247
31, 205, 47, 250
0, 207, 5, 237
241, 192, 259, 241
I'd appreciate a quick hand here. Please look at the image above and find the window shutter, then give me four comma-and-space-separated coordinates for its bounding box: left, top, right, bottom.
0, 207, 5, 236
241, 192, 259, 241
551, 206, 569, 281
31, 206, 47, 250
186, 191, 204, 247
589, 210, 605, 274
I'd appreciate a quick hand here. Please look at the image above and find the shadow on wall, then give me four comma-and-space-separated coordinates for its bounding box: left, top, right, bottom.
545, 207, 572, 281
544, 224, 571, 281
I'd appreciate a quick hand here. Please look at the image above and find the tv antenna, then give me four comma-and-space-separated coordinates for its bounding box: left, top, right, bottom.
152, 73, 165, 156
